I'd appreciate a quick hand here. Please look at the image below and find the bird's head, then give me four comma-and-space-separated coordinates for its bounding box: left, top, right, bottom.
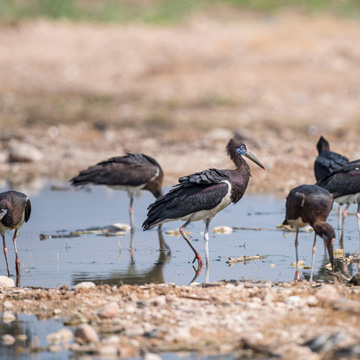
236, 143, 265, 170
316, 136, 330, 154
314, 222, 335, 271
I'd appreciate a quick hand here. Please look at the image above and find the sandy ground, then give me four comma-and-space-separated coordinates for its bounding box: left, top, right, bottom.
1, 14, 360, 193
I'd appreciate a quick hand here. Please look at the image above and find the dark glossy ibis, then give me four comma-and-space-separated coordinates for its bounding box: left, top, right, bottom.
0, 191, 31, 278
70, 153, 163, 232
142, 139, 265, 272
317, 159, 360, 241
283, 184, 335, 281
314, 136, 348, 181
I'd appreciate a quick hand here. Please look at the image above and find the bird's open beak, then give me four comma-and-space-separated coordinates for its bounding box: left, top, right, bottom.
245, 151, 265, 170
326, 238, 335, 271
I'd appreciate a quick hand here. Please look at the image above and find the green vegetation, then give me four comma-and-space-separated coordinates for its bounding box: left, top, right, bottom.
1, 0, 360, 24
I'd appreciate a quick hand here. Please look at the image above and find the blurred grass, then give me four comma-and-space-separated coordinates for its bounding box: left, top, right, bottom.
1, 0, 360, 24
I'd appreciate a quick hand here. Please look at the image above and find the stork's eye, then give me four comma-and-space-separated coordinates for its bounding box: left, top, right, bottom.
241, 145, 247, 151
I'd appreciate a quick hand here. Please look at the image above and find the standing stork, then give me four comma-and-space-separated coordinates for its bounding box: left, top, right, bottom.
142, 139, 265, 272
317, 159, 360, 242
314, 136, 348, 181
283, 184, 335, 281
314, 136, 348, 230
70, 153, 163, 233
0, 191, 31, 278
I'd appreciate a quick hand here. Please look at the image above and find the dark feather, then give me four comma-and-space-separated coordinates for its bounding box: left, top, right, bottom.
0, 191, 30, 228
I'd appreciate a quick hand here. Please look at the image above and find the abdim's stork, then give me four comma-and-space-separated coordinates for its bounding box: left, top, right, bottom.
283, 184, 335, 281
70, 153, 163, 232
0, 191, 31, 278
142, 139, 265, 271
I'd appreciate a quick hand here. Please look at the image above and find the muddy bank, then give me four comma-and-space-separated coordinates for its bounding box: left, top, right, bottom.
1, 279, 360, 359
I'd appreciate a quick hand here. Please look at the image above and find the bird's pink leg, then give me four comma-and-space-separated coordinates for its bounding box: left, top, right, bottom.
2, 234, 10, 277
294, 229, 301, 281
179, 220, 204, 270
12, 230, 20, 277
357, 202, 360, 238
341, 203, 351, 244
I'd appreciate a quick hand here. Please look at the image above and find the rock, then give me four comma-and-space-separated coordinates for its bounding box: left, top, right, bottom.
73, 282, 96, 291
150, 296, 166, 306
0, 276, 15, 288
286, 295, 302, 307
3, 311, 16, 323
8, 142, 44, 163
99, 345, 119, 357
211, 226, 233, 234
2, 300, 13, 310
98, 302, 119, 319
74, 324, 99, 344
2, 334, 15, 345
349, 273, 360, 286
144, 353, 162, 360
333, 300, 360, 314
58, 328, 73, 343
316, 285, 341, 303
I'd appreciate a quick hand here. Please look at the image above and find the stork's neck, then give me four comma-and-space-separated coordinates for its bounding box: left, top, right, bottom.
228, 148, 251, 174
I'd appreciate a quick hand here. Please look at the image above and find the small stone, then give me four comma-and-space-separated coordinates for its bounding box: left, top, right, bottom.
2, 300, 13, 310
49, 345, 63, 352
57, 328, 73, 343
306, 295, 319, 306
316, 285, 340, 303
150, 296, 166, 306
2, 334, 15, 345
144, 353, 162, 360
211, 226, 233, 234
99, 345, 119, 357
3, 311, 16, 323
75, 324, 99, 344
73, 282, 96, 291
8, 142, 44, 163
98, 302, 119, 319
16, 334, 27, 341
286, 295, 302, 307
0, 276, 15, 288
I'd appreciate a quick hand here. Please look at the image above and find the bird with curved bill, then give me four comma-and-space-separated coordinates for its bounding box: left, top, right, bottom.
317, 159, 360, 243
142, 139, 265, 275
0, 191, 31, 280
283, 184, 335, 281
70, 153, 164, 233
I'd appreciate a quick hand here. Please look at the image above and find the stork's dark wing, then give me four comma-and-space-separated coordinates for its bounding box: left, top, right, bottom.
285, 190, 306, 221
143, 169, 230, 230
25, 198, 31, 222
70, 153, 160, 187
317, 160, 360, 198
314, 151, 349, 181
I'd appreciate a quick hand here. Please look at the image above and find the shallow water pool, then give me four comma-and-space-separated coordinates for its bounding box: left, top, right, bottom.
0, 182, 359, 288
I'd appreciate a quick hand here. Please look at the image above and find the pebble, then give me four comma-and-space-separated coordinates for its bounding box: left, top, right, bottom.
99, 345, 119, 357
144, 353, 162, 360
3, 311, 16, 323
74, 324, 99, 344
98, 302, 120, 319
0, 276, 15, 288
316, 285, 341, 303
8, 142, 44, 163
73, 282, 96, 291
286, 295, 303, 308
2, 334, 15, 345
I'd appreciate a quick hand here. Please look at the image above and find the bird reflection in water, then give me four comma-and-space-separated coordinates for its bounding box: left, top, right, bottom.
72, 229, 171, 287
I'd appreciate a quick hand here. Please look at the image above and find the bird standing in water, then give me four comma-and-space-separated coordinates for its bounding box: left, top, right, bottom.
283, 184, 335, 281
70, 153, 163, 232
0, 191, 31, 278
142, 139, 265, 273
317, 160, 360, 242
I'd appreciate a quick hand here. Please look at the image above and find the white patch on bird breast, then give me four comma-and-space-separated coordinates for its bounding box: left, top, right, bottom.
286, 217, 308, 230
335, 193, 360, 205
182, 180, 232, 222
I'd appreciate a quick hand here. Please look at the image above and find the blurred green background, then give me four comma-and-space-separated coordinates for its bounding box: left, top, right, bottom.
1, 0, 360, 24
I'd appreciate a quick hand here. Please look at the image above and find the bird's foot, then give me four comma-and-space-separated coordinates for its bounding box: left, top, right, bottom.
192, 254, 204, 267
294, 271, 302, 282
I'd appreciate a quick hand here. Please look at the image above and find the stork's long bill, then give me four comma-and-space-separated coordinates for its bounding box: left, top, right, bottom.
244, 150, 265, 170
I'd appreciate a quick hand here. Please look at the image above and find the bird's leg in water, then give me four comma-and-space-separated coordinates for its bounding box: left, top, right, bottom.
310, 234, 317, 282
338, 204, 343, 231
341, 203, 351, 244
294, 229, 301, 281
179, 220, 204, 270
12, 230, 20, 277
204, 219, 210, 267
2, 234, 10, 277
129, 196, 135, 234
